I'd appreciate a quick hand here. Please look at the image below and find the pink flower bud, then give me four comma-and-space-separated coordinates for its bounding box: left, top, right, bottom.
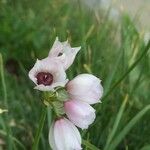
64, 100, 96, 129
66, 74, 103, 104
48, 37, 81, 70
49, 118, 82, 150
28, 57, 68, 91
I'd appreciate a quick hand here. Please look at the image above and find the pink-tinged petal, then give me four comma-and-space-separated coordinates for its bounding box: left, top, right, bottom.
28, 57, 68, 91
64, 100, 96, 129
58, 46, 81, 70
51, 118, 82, 150
48, 37, 81, 70
48, 37, 64, 57
67, 74, 103, 104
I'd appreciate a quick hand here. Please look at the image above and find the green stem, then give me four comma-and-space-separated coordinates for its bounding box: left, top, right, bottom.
32, 107, 47, 150
82, 140, 100, 150
0, 53, 8, 107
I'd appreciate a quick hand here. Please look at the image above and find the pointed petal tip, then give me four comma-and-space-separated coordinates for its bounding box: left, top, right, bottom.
74, 46, 81, 51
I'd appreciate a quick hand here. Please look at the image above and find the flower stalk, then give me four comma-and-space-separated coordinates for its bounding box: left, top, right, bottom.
32, 107, 47, 150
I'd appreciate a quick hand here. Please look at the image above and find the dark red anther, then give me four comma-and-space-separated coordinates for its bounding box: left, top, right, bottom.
36, 72, 53, 86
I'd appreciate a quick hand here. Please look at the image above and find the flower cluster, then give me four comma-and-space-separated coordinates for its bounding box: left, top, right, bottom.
29, 37, 103, 150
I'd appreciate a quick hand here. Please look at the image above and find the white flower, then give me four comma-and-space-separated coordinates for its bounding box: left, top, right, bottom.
28, 57, 68, 91
64, 100, 96, 129
49, 117, 82, 150
48, 37, 81, 70
66, 74, 103, 104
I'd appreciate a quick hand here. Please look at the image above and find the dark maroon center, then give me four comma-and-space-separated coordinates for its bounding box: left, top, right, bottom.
36, 72, 53, 86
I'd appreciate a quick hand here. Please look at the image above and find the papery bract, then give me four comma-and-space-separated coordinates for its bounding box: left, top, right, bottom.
28, 57, 68, 91
64, 100, 96, 129
49, 117, 82, 150
48, 37, 81, 70
66, 74, 103, 104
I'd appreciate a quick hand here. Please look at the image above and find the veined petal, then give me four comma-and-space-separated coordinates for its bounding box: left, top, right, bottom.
58, 46, 81, 70
49, 122, 58, 150
50, 118, 82, 150
48, 37, 64, 57
66, 74, 103, 104
48, 37, 81, 70
28, 57, 68, 91
64, 100, 96, 129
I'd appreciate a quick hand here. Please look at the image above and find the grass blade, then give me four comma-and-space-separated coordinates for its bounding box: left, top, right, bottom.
101, 40, 150, 103
0, 53, 14, 150
104, 94, 128, 150
0, 130, 26, 150
0, 53, 8, 107
104, 49, 123, 94
107, 105, 150, 150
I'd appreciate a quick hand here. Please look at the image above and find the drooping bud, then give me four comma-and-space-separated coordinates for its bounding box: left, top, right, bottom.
49, 118, 82, 150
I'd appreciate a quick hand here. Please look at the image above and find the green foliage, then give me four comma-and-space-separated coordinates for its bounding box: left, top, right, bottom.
0, 0, 150, 150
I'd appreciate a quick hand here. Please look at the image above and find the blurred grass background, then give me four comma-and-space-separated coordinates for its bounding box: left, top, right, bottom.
0, 0, 150, 150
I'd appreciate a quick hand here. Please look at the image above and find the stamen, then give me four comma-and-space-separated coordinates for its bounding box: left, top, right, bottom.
36, 72, 53, 86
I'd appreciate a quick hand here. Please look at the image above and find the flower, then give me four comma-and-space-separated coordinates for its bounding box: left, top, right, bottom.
64, 100, 96, 129
66, 74, 103, 104
49, 117, 82, 150
28, 57, 68, 91
48, 37, 81, 70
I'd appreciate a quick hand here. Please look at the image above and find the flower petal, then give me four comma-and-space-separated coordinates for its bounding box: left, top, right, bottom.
64, 100, 96, 129
58, 46, 81, 70
49, 37, 81, 70
49, 122, 58, 150
53, 118, 82, 150
67, 74, 103, 104
28, 57, 68, 91
34, 79, 68, 91
48, 37, 64, 57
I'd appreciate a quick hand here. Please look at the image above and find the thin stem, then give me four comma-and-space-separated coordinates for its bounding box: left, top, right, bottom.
0, 53, 8, 107
82, 140, 100, 150
32, 107, 47, 150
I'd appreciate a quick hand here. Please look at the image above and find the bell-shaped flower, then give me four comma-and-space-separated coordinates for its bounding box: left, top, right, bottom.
28, 57, 68, 91
64, 100, 96, 129
66, 74, 103, 104
48, 37, 81, 70
49, 117, 82, 150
